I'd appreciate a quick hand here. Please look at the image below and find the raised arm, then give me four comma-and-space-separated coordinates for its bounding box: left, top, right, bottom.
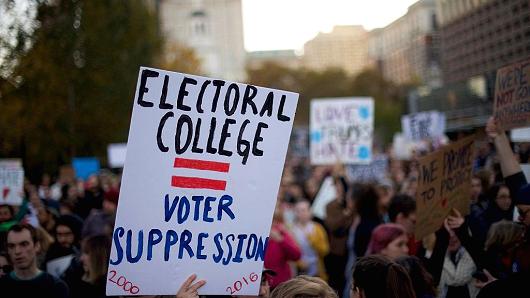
486, 117, 521, 177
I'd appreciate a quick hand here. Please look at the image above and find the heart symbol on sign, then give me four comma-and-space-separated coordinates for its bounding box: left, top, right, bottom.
2, 187, 10, 200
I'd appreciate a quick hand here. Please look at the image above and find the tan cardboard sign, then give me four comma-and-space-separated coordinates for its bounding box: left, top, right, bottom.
494, 57, 530, 130
415, 135, 475, 239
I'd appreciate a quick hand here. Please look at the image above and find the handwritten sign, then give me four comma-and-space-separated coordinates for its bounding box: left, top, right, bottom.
493, 57, 530, 130
0, 159, 24, 206
402, 111, 446, 141
310, 98, 374, 165
106, 67, 298, 296
415, 135, 475, 239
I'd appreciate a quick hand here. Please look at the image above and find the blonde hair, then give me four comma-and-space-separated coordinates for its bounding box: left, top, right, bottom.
485, 220, 525, 250
271, 275, 338, 298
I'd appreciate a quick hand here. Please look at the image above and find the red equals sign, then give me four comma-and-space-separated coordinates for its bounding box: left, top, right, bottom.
171, 157, 230, 191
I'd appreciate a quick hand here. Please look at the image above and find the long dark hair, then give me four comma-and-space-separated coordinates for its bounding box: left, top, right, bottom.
395, 256, 437, 297
352, 255, 416, 298
352, 183, 380, 220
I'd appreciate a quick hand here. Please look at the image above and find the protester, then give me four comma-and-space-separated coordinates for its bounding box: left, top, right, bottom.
0, 224, 68, 297
437, 222, 477, 298
395, 256, 437, 298
270, 275, 338, 298
264, 200, 302, 289
44, 215, 82, 277
324, 174, 353, 294
352, 183, 383, 257
350, 255, 416, 298
366, 223, 408, 259
81, 189, 118, 238
388, 194, 418, 255
75, 175, 104, 219
291, 199, 329, 279
64, 234, 111, 298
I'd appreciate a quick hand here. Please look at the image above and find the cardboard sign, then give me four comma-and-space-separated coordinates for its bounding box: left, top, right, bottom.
310, 98, 374, 165
107, 67, 298, 296
402, 111, 446, 141
493, 57, 530, 130
415, 135, 475, 240
107, 143, 128, 168
346, 155, 389, 183
72, 157, 100, 180
0, 159, 24, 206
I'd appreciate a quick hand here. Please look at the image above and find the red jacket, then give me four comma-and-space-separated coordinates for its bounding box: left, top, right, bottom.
264, 223, 302, 288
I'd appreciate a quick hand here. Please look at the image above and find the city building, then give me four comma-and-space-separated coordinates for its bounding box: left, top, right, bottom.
303, 25, 370, 76
246, 50, 302, 70
437, 0, 530, 84
157, 0, 246, 81
368, 0, 441, 86
410, 0, 530, 131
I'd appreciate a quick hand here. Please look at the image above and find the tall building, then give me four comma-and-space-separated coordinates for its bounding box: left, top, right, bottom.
437, 0, 530, 84
303, 25, 370, 76
158, 0, 246, 81
409, 0, 530, 132
368, 0, 440, 86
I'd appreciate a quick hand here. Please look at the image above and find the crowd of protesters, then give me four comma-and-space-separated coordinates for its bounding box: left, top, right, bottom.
2, 116, 530, 298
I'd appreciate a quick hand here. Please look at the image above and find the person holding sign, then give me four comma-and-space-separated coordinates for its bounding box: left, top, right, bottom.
106, 67, 298, 295
486, 117, 530, 227
447, 116, 530, 298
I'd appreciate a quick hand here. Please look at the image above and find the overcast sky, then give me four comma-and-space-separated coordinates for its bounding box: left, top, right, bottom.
242, 0, 418, 52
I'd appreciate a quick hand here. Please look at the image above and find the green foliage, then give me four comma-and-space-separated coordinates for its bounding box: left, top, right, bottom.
246, 63, 411, 146
0, 0, 163, 176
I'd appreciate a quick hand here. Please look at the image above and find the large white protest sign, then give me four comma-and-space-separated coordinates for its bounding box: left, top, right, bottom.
107, 67, 298, 296
402, 111, 446, 141
0, 159, 24, 206
310, 98, 374, 165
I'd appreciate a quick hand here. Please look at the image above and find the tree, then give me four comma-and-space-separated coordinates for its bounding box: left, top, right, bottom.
246, 63, 411, 147
157, 42, 202, 75
0, 0, 164, 178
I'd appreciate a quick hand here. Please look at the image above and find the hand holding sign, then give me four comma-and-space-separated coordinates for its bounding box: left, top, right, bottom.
445, 208, 464, 230
415, 135, 475, 239
485, 116, 503, 140
107, 67, 298, 295
176, 274, 206, 298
